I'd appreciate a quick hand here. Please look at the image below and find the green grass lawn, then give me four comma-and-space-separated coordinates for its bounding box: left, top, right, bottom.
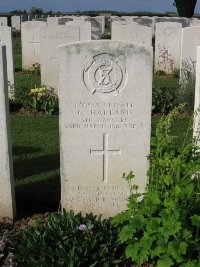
11, 115, 60, 217
13, 37, 22, 71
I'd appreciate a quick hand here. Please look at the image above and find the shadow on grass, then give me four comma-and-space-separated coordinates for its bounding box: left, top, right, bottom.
13, 153, 60, 180
12, 145, 41, 156
15, 174, 61, 218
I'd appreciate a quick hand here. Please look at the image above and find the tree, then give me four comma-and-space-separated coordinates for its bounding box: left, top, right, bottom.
173, 0, 197, 17
30, 7, 44, 14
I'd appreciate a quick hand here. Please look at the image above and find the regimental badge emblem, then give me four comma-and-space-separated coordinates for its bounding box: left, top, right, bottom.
83, 52, 128, 98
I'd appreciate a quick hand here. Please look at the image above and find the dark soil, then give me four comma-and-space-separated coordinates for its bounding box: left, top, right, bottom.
10, 106, 45, 116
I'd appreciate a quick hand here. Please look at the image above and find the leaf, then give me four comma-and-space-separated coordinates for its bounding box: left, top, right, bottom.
157, 256, 173, 267
119, 225, 135, 242
191, 215, 200, 227
125, 171, 135, 181
111, 212, 127, 226
151, 245, 165, 257
125, 242, 149, 265
125, 244, 136, 259
163, 175, 172, 185
174, 185, 181, 196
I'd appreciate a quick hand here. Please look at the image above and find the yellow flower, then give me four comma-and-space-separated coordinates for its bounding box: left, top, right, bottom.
37, 92, 43, 98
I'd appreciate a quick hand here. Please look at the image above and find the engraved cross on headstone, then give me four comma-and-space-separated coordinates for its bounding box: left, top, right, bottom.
29, 36, 40, 55
90, 133, 121, 183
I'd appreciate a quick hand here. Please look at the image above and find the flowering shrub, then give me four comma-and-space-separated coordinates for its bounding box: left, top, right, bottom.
25, 86, 59, 115
0, 239, 6, 260
0, 224, 18, 267
112, 107, 200, 266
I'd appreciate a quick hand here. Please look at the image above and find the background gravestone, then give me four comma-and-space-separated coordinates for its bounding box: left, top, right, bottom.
155, 22, 182, 74
21, 14, 28, 23
88, 17, 105, 40
112, 22, 152, 47
0, 17, 8, 26
154, 17, 189, 28
0, 45, 16, 222
58, 40, 153, 217
180, 26, 200, 80
194, 46, 200, 139
0, 26, 15, 97
21, 21, 47, 69
40, 25, 80, 93
66, 20, 91, 40
11, 16, 21, 31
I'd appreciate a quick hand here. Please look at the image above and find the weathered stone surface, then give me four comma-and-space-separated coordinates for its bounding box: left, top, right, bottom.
0, 26, 15, 97
47, 17, 73, 26
155, 22, 182, 73
180, 26, 200, 80
0, 45, 16, 222
112, 22, 152, 46
58, 40, 153, 218
87, 17, 105, 40
0, 17, 7, 26
11, 16, 21, 31
66, 20, 91, 40
194, 46, 200, 139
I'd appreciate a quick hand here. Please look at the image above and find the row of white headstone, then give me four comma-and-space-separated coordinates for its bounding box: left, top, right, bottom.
1, 38, 200, 221
112, 21, 200, 75
9, 14, 200, 33
9, 15, 105, 31
20, 20, 200, 94
1, 19, 200, 98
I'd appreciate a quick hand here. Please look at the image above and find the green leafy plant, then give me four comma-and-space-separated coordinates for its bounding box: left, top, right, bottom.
25, 86, 59, 115
112, 106, 200, 266
101, 31, 111, 39
152, 81, 180, 114
172, 68, 180, 79
15, 210, 126, 267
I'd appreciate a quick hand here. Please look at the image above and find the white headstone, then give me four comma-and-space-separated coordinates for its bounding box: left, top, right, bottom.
112, 22, 152, 47
28, 14, 35, 21
40, 25, 80, 93
88, 17, 105, 40
66, 20, 91, 40
180, 26, 200, 80
155, 22, 182, 74
133, 17, 154, 35
190, 18, 200, 27
133, 17, 153, 28
0, 17, 8, 26
47, 17, 60, 26
33, 18, 47, 22
47, 17, 72, 26
21, 21, 47, 69
193, 46, 200, 139
11, 16, 21, 31
0, 26, 15, 97
0, 45, 16, 222
21, 14, 28, 22
155, 17, 189, 28
58, 40, 153, 217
